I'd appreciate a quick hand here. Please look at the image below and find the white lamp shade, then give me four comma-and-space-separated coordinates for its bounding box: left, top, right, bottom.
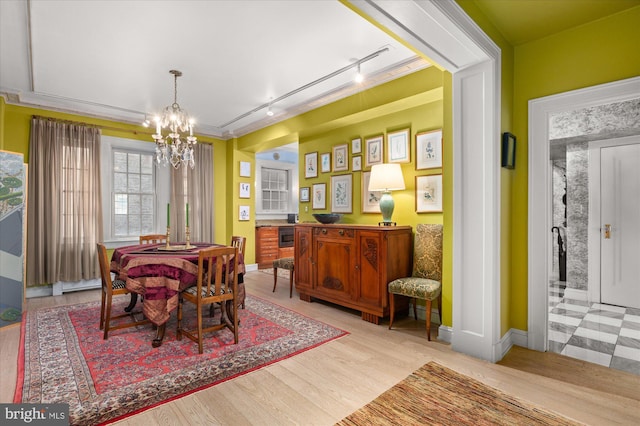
368, 163, 405, 191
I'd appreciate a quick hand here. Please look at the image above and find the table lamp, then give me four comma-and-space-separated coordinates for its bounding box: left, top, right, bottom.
368, 163, 405, 225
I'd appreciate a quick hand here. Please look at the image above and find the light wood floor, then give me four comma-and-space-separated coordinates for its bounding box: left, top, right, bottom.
1, 270, 639, 425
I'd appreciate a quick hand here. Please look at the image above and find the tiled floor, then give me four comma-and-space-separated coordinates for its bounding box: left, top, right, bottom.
548, 280, 640, 375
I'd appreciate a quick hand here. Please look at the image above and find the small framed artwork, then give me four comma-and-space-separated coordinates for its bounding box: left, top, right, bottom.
416, 129, 443, 170
351, 137, 362, 154
416, 174, 443, 213
239, 161, 251, 177
331, 173, 353, 213
320, 152, 331, 173
352, 155, 362, 172
502, 132, 516, 169
239, 205, 250, 221
305, 152, 318, 178
365, 135, 383, 168
300, 186, 310, 202
239, 182, 250, 198
362, 171, 381, 213
387, 128, 410, 163
333, 144, 348, 172
312, 183, 326, 210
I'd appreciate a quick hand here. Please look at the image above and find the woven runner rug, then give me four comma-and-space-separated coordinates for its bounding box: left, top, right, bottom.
336, 362, 582, 426
15, 295, 346, 425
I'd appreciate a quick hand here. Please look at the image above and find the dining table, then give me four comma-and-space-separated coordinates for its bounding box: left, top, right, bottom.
111, 242, 245, 347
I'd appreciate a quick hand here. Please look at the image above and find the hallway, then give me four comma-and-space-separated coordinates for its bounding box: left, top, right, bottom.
548, 280, 640, 375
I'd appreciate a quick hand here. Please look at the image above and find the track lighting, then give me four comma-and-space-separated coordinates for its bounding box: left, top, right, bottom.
354, 63, 364, 83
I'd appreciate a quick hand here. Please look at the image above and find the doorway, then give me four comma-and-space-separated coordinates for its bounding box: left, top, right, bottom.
528, 77, 640, 375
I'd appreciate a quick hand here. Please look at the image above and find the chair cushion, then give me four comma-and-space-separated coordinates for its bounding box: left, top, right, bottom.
112, 279, 127, 290
273, 257, 294, 270
388, 277, 441, 300
183, 285, 233, 297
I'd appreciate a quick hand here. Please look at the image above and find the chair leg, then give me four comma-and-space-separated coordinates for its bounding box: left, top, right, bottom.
426, 299, 432, 341
413, 298, 418, 320
289, 268, 294, 298
197, 302, 204, 354
176, 295, 183, 341
103, 294, 113, 340
388, 293, 395, 330
273, 267, 278, 292
99, 290, 106, 330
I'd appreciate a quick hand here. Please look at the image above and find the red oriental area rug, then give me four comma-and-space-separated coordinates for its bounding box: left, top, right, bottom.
15, 295, 347, 425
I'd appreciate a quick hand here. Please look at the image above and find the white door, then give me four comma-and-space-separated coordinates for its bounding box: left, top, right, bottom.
600, 143, 640, 309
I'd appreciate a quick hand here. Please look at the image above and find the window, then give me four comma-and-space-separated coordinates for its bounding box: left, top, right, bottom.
101, 136, 170, 244
261, 167, 289, 212
112, 151, 155, 237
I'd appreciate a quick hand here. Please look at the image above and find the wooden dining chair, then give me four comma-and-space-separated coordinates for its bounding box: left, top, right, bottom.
177, 245, 239, 354
96, 243, 149, 339
139, 234, 167, 244
230, 235, 247, 308
230, 235, 246, 256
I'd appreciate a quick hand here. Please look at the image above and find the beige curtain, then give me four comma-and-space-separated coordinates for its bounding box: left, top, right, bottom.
26, 117, 103, 286
170, 143, 214, 243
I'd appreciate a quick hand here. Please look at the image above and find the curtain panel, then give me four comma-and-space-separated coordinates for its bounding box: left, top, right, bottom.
26, 117, 103, 286
169, 143, 214, 243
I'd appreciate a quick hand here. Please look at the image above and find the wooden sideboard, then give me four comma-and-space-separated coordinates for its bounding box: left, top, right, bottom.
294, 223, 412, 324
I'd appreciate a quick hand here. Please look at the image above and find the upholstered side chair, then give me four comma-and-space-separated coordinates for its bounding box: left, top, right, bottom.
230, 235, 247, 308
96, 243, 149, 339
388, 224, 443, 341
272, 257, 294, 298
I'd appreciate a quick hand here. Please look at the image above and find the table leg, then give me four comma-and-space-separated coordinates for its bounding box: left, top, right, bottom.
124, 293, 138, 313
152, 323, 166, 348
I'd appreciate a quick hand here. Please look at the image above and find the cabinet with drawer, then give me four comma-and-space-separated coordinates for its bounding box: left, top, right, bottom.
255, 227, 278, 269
294, 223, 412, 324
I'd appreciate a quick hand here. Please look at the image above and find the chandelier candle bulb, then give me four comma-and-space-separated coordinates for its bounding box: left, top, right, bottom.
167, 203, 170, 228
186, 203, 189, 227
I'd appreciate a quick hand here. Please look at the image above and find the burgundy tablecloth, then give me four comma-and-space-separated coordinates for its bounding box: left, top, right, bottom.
111, 243, 245, 325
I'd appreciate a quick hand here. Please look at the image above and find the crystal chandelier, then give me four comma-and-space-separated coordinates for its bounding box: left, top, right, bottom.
153, 69, 197, 169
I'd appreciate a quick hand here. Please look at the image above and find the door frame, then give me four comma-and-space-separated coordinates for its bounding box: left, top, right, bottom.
588, 136, 640, 306
528, 77, 640, 351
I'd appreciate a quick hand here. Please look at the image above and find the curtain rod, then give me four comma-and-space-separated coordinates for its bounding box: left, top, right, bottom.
32, 115, 154, 136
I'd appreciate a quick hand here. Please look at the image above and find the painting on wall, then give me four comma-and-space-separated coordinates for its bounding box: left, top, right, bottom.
361, 171, 381, 213
331, 174, 352, 213
416, 129, 443, 170
0, 150, 26, 328
416, 174, 443, 213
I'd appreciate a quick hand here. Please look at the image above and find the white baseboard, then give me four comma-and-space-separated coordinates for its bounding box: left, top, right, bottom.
494, 328, 528, 361
564, 288, 588, 301
245, 263, 258, 272
52, 278, 101, 296
437, 325, 452, 343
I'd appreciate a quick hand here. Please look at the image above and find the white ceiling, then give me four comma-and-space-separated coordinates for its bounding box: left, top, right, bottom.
0, 0, 428, 139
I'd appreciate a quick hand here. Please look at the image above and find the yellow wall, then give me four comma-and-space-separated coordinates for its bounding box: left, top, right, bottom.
509, 5, 640, 330
457, 3, 640, 332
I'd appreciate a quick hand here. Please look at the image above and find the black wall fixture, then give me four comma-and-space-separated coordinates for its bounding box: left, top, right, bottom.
501, 132, 516, 169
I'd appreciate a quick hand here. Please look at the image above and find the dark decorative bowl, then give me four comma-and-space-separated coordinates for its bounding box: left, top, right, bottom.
313, 213, 342, 224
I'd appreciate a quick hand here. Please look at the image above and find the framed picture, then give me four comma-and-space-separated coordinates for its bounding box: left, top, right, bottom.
387, 128, 410, 163
300, 186, 310, 202
333, 144, 348, 172
351, 137, 362, 154
239, 161, 251, 177
501, 132, 516, 169
331, 173, 353, 213
239, 205, 250, 221
312, 183, 326, 210
416, 129, 443, 170
365, 135, 383, 168
320, 152, 331, 173
305, 152, 318, 178
361, 171, 381, 213
239, 182, 250, 198
416, 174, 443, 213
352, 155, 362, 172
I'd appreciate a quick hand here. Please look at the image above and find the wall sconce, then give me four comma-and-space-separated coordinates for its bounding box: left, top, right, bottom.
368, 163, 405, 226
